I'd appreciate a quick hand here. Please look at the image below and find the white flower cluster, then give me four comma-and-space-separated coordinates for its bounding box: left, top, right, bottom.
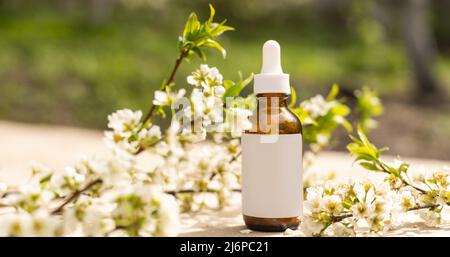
101, 65, 248, 214
185, 64, 252, 140
105, 65, 251, 155
301, 180, 400, 236
0, 147, 179, 236
105, 109, 162, 153
297, 93, 351, 153
299, 167, 450, 237
174, 140, 241, 211
300, 95, 333, 121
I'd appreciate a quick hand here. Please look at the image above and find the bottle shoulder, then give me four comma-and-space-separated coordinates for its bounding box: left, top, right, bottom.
279, 107, 303, 134
247, 106, 302, 134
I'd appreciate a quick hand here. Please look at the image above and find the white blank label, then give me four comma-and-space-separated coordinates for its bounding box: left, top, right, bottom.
241, 133, 303, 218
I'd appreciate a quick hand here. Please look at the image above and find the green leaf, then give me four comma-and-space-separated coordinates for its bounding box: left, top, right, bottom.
183, 13, 200, 40
354, 86, 384, 133
178, 4, 234, 61
289, 86, 297, 108
326, 84, 339, 101
398, 162, 410, 173
357, 126, 373, 149
223, 80, 234, 90
293, 107, 316, 125
208, 4, 215, 24
191, 47, 206, 61
209, 22, 234, 37
331, 104, 350, 116
203, 39, 226, 58
340, 119, 353, 132
359, 162, 379, 171
222, 73, 253, 99
39, 173, 53, 187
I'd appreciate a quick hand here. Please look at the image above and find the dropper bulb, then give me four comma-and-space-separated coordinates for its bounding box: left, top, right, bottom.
253, 40, 290, 95
261, 40, 283, 74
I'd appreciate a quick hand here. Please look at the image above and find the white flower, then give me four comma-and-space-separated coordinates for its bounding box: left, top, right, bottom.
154, 141, 170, 156
190, 88, 206, 114
374, 182, 390, 198
351, 202, 370, 219
155, 193, 179, 236
213, 86, 226, 97
418, 209, 442, 227
300, 95, 332, 119
366, 214, 387, 232
82, 205, 111, 236
104, 149, 134, 187
316, 134, 329, 145
438, 189, 450, 206
153, 89, 186, 106
110, 184, 179, 236
28, 209, 60, 236
0, 210, 60, 237
353, 180, 373, 202
369, 198, 389, 216
321, 195, 342, 215
50, 166, 86, 195
62, 208, 81, 235
107, 109, 142, 136
180, 127, 207, 143
187, 64, 223, 90
332, 223, 355, 237
227, 107, 252, 137
304, 187, 323, 213
407, 166, 426, 184
300, 216, 324, 236
153, 91, 169, 106
138, 125, 162, 146
389, 158, 405, 170
400, 190, 416, 211
0, 212, 32, 236
3, 182, 54, 212
192, 193, 219, 211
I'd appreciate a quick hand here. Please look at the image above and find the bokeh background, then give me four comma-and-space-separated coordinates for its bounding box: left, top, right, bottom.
1, 0, 449, 159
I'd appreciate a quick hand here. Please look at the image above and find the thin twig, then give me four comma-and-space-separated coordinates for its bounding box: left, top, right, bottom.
135, 135, 167, 154
165, 188, 241, 197
51, 178, 102, 215
135, 50, 188, 155
141, 50, 188, 125
230, 151, 241, 163
377, 161, 427, 194
408, 203, 440, 211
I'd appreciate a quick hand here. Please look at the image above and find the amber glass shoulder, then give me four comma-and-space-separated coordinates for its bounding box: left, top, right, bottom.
246, 93, 302, 135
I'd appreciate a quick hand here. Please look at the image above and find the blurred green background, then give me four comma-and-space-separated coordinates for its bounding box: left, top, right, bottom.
1, 0, 450, 159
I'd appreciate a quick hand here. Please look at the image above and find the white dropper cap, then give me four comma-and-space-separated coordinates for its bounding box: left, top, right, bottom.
253, 40, 290, 95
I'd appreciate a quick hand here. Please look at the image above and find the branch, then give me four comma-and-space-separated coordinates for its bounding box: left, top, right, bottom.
229, 151, 241, 163
51, 178, 102, 215
165, 188, 241, 197
135, 135, 166, 155
377, 161, 427, 194
318, 202, 447, 236
141, 50, 188, 125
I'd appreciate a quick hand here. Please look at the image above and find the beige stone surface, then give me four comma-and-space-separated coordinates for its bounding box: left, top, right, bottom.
1, 120, 450, 236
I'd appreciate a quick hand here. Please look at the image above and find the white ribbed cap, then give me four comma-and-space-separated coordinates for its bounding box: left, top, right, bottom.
253, 40, 290, 95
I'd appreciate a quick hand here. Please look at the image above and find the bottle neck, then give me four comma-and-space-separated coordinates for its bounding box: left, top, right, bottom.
256, 93, 288, 108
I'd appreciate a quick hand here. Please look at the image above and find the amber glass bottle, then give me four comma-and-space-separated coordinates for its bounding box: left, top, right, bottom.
241, 40, 303, 232
243, 93, 302, 231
